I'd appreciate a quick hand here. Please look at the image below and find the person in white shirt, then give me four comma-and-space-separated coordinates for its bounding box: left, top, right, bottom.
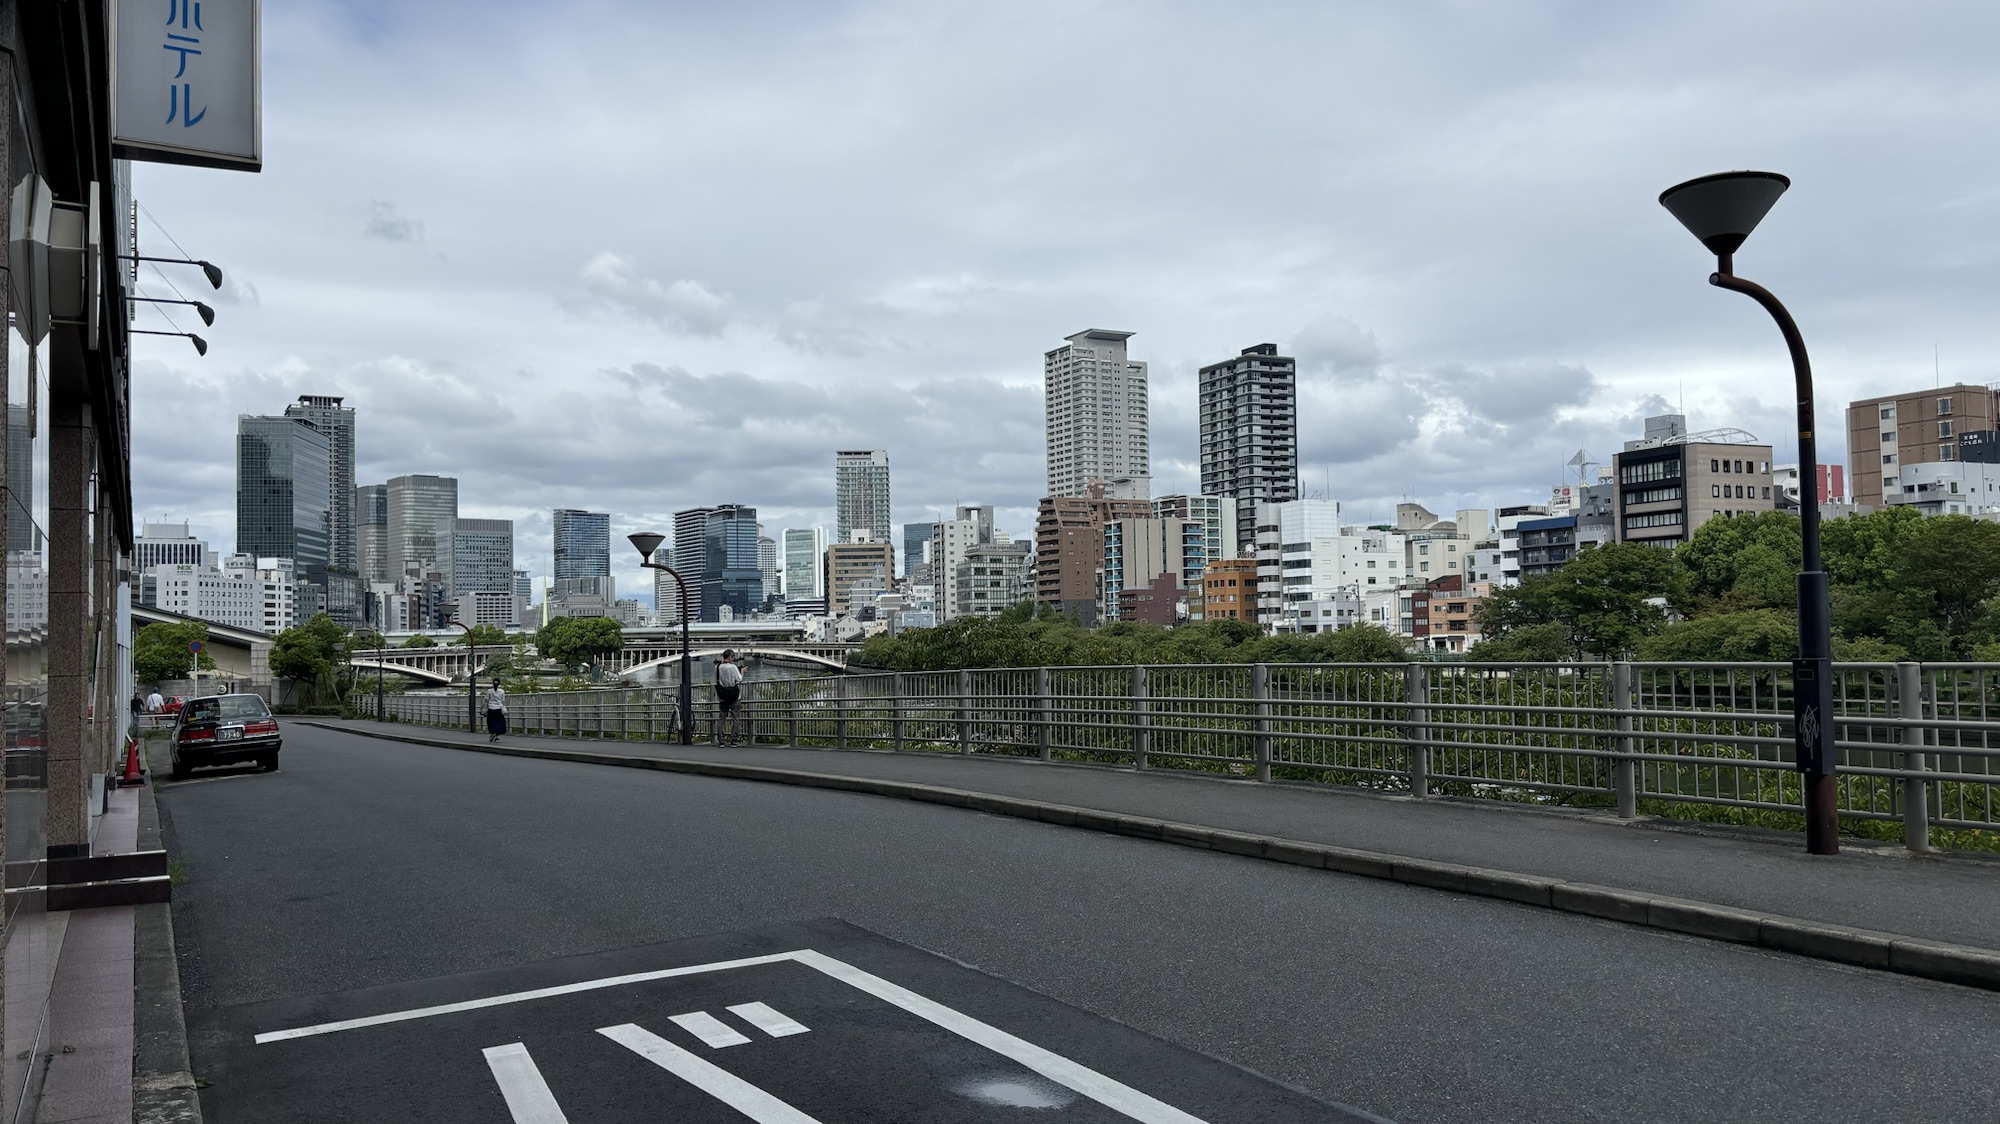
715, 651, 746, 746
484, 684, 508, 742
146, 689, 164, 714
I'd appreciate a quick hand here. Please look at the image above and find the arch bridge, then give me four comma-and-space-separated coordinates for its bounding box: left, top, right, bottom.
349, 639, 858, 683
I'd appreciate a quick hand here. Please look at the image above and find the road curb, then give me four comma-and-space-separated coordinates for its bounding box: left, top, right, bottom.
305, 721, 2000, 994
133, 765, 203, 1123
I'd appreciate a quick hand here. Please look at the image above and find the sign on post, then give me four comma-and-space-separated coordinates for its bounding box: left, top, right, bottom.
110, 0, 263, 172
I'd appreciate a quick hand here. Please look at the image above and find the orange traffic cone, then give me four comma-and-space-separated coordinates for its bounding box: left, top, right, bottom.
118, 736, 143, 787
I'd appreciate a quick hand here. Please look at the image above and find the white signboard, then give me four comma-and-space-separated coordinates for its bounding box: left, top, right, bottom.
110, 0, 262, 172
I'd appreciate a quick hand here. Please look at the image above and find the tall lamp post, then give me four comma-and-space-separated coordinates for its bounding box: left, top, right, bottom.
452, 621, 479, 735
628, 533, 693, 745
1659, 170, 1838, 856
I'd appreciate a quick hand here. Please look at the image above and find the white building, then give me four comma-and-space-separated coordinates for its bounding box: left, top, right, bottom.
781, 527, 825, 600
1492, 505, 1551, 587
1395, 504, 1472, 584
927, 506, 995, 620
835, 450, 892, 546
1044, 329, 1150, 499
1889, 461, 2000, 517
148, 562, 258, 631
7, 553, 48, 634
955, 541, 1033, 619
1155, 494, 1239, 562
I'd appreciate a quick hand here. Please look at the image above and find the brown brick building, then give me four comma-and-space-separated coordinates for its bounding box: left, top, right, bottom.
1200, 557, 1259, 622
1034, 487, 1154, 625
1846, 383, 2000, 510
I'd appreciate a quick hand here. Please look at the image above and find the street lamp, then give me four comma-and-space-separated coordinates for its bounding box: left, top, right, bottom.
1659, 170, 1838, 855
452, 620, 479, 735
629, 532, 693, 745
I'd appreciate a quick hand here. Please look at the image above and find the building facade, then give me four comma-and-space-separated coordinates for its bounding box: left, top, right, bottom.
901, 522, 934, 581
282, 395, 356, 573
1034, 488, 1154, 625
1044, 329, 1150, 499
237, 415, 332, 577
1102, 516, 1205, 623
954, 541, 1033, 618
1846, 383, 2000, 510
356, 484, 389, 583
1154, 494, 1238, 562
1612, 417, 1775, 546
1198, 343, 1298, 549
552, 508, 611, 582
782, 527, 824, 601
700, 504, 764, 622
1201, 558, 1259, 622
385, 474, 459, 582
442, 518, 515, 599
834, 450, 892, 546
825, 540, 896, 617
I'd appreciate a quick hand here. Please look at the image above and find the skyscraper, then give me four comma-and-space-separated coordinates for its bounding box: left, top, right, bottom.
1199, 343, 1299, 551
901, 522, 933, 581
834, 450, 891, 545
237, 415, 332, 576
700, 504, 763, 621
552, 509, 611, 581
385, 474, 458, 580
1044, 329, 1150, 499
782, 527, 824, 600
440, 518, 515, 598
663, 506, 716, 621
283, 396, 356, 572
356, 484, 389, 583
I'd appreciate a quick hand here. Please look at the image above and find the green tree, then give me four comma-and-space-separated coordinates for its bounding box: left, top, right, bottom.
1676, 511, 1800, 612
1636, 609, 1798, 661
454, 623, 511, 648
535, 616, 623, 671
1889, 516, 2000, 656
1473, 543, 1676, 659
133, 620, 216, 684
401, 633, 439, 648
270, 613, 351, 705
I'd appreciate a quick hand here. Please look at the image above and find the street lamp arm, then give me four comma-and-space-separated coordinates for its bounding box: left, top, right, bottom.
638, 558, 696, 746
1707, 267, 1821, 571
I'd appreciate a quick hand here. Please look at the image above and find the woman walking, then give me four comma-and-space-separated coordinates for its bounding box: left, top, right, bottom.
484, 683, 508, 742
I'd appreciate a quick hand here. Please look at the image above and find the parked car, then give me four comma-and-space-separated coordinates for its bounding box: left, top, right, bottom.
161, 696, 187, 715
171, 694, 280, 778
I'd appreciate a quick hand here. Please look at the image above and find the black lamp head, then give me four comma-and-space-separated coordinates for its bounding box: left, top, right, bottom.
628, 531, 666, 561
1659, 171, 1790, 256
199, 260, 223, 289
189, 334, 208, 356
194, 301, 215, 327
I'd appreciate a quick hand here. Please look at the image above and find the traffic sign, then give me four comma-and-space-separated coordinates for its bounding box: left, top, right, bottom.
188, 919, 1387, 1123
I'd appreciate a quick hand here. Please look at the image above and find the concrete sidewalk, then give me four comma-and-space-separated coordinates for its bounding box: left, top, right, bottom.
309, 717, 1999, 955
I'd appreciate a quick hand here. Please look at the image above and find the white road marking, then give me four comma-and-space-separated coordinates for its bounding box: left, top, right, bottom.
481, 1043, 571, 1124
791, 950, 1211, 1124
598, 1023, 823, 1123
728, 1001, 810, 1038
669, 1010, 751, 1048
252, 953, 797, 1044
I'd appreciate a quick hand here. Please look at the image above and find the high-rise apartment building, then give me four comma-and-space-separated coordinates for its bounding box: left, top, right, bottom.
835, 450, 892, 546
282, 396, 356, 573
1044, 329, 1150, 499
1153, 495, 1238, 562
356, 484, 389, 583
1845, 383, 2000, 509
1102, 516, 1205, 624
1199, 343, 1298, 550
385, 474, 458, 581
782, 527, 824, 601
552, 509, 611, 581
237, 415, 332, 576
927, 505, 996, 621
441, 518, 515, 599
954, 541, 1033, 619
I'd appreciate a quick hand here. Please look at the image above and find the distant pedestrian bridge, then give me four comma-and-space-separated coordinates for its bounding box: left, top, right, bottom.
350, 627, 859, 685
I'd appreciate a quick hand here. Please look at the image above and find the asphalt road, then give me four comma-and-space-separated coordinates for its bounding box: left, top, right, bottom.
160, 722, 2000, 1124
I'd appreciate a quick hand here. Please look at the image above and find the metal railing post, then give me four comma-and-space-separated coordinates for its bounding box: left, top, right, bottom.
958, 670, 974, 755
1037, 667, 1053, 762
1897, 662, 1930, 853
1252, 664, 1273, 783
1613, 661, 1638, 818
788, 685, 800, 746
1406, 662, 1430, 798
836, 680, 848, 750
891, 673, 906, 753
1131, 665, 1150, 769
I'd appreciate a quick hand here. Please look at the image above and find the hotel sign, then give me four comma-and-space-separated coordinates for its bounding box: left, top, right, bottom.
110, 0, 262, 172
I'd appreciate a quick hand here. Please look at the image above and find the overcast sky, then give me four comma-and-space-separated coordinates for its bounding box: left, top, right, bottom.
130, 0, 2000, 606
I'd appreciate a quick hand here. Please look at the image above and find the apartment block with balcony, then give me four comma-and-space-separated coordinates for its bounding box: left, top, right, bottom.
1612, 415, 1774, 546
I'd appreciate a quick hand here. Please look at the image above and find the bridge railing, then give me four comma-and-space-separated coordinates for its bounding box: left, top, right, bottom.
355, 659, 2000, 851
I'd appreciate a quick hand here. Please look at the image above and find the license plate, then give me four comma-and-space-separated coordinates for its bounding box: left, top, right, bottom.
217, 727, 243, 741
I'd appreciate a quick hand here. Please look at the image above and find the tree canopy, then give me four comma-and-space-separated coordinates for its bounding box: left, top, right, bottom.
133, 620, 216, 684
535, 616, 624, 671
270, 613, 355, 704
454, 623, 511, 648
853, 606, 1408, 671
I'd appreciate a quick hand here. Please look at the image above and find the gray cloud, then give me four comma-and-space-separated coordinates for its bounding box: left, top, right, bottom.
363, 200, 423, 243
576, 254, 733, 337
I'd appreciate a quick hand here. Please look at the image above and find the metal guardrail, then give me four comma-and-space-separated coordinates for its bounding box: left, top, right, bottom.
357, 661, 2000, 852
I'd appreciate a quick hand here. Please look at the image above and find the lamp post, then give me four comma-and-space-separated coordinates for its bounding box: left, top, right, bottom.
1659, 170, 1838, 855
452, 621, 478, 735
628, 532, 693, 745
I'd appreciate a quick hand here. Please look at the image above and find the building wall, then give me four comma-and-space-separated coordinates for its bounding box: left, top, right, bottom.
954, 543, 1032, 618
442, 518, 515, 598
1034, 491, 1153, 624
1044, 329, 1150, 499
1201, 558, 1258, 621
700, 504, 764, 621
552, 509, 611, 581
1102, 516, 1204, 622
386, 474, 458, 581
1198, 344, 1298, 549
356, 484, 389, 583
825, 541, 895, 616
782, 527, 824, 600
237, 416, 332, 574
1847, 383, 2000, 509
1613, 441, 1775, 546
834, 450, 891, 546
282, 396, 356, 573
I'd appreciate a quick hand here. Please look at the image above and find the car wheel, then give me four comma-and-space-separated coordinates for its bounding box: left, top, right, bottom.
170, 749, 189, 781
259, 751, 278, 772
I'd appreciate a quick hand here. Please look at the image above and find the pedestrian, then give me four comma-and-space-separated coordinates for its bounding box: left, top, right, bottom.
484, 683, 508, 742
146, 687, 164, 714
130, 691, 146, 735
715, 650, 745, 746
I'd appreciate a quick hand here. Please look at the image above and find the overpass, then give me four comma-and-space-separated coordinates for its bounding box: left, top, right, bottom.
130, 604, 274, 686
351, 637, 860, 683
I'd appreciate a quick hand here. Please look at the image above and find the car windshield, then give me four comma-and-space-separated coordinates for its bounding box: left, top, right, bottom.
182, 696, 270, 723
